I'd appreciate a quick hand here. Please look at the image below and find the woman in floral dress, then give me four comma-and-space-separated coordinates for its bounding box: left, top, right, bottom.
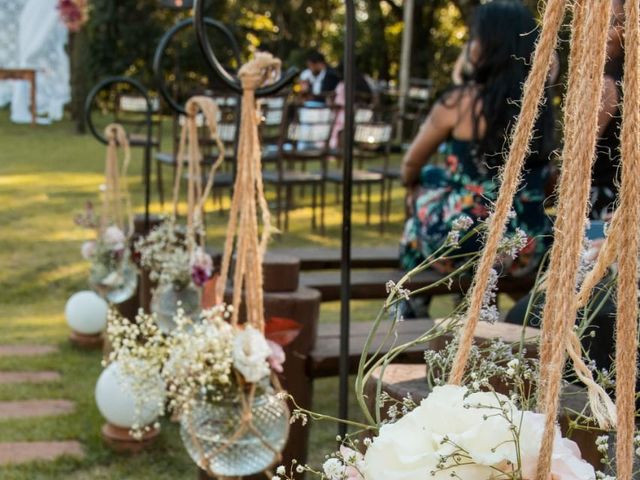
400, 1, 556, 280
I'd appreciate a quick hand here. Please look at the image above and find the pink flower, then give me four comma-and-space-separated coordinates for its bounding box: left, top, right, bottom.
340, 446, 364, 480
266, 340, 285, 373
81, 240, 96, 260
518, 412, 596, 480
190, 248, 213, 287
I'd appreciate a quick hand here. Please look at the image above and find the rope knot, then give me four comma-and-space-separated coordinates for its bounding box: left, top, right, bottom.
238, 52, 282, 91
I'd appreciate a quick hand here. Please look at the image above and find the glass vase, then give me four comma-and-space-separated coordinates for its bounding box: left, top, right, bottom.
180, 388, 289, 477
151, 281, 201, 332
89, 251, 138, 304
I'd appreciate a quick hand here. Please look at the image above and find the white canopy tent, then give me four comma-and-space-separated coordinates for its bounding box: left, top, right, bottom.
0, 0, 70, 124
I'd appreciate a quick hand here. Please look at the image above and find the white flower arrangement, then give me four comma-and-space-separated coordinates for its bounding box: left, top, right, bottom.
75, 200, 134, 295
135, 218, 213, 290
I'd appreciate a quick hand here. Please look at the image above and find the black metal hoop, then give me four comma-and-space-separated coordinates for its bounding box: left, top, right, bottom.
153, 17, 242, 115
84, 76, 153, 229
193, 0, 300, 97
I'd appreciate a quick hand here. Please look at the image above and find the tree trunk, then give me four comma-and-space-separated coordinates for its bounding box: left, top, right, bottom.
69, 28, 91, 134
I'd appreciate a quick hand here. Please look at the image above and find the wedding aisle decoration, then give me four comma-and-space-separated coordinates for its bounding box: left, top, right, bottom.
135, 96, 223, 331
76, 124, 138, 304
172, 52, 291, 477
276, 1, 640, 479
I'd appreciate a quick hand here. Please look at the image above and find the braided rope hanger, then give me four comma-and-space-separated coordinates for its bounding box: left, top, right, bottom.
439, 0, 638, 478
170, 96, 225, 252
215, 52, 280, 331
102, 123, 134, 237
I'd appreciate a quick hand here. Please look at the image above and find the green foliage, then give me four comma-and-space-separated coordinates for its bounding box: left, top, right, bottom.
80, 0, 475, 90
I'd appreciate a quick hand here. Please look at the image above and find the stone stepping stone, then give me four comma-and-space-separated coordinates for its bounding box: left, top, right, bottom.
0, 371, 61, 384
0, 441, 84, 465
0, 345, 58, 358
0, 400, 75, 420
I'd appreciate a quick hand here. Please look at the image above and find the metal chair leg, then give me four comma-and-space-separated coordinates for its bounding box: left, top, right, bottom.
320, 179, 326, 235
285, 185, 293, 232
311, 183, 317, 230
365, 183, 371, 226
275, 183, 283, 231
379, 180, 386, 234
156, 160, 165, 207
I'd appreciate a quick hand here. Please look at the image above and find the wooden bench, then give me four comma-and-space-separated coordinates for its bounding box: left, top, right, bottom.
300, 268, 536, 302
269, 246, 399, 270
309, 319, 539, 378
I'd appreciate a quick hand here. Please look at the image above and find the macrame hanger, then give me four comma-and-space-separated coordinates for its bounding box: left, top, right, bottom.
215, 52, 280, 331
103, 123, 134, 238
447, 0, 566, 385
440, 1, 617, 478
170, 96, 225, 251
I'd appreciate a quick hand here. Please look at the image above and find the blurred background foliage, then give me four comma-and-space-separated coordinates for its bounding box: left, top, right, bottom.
71, 0, 544, 128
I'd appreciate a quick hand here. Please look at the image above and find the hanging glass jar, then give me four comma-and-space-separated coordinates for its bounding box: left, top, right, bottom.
151, 281, 201, 332
179, 384, 289, 477
89, 245, 138, 304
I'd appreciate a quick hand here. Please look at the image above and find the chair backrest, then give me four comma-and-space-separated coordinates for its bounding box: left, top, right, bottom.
118, 95, 161, 114
259, 94, 288, 143
286, 105, 335, 148
354, 122, 393, 146
354, 107, 375, 124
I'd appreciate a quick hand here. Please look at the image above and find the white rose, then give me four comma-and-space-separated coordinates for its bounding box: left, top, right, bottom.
518, 411, 596, 480
232, 326, 271, 383
362, 385, 595, 480
103, 225, 126, 250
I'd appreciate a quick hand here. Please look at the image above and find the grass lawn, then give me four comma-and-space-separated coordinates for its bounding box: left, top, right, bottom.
0, 109, 458, 479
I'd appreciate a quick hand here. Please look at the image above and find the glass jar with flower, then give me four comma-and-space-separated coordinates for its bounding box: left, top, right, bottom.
163, 307, 290, 477
76, 201, 138, 304
135, 219, 214, 332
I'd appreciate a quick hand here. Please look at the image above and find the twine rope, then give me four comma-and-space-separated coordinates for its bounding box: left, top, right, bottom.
171, 96, 225, 250
614, 0, 640, 476
534, 2, 611, 479
448, 0, 567, 385
215, 52, 280, 330
103, 123, 134, 237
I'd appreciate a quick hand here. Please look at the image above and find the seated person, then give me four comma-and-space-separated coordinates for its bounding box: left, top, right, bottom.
299, 50, 340, 103
400, 1, 555, 281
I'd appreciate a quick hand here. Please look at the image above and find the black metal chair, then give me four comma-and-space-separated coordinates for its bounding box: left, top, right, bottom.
154, 93, 240, 209
262, 103, 336, 233
326, 120, 393, 232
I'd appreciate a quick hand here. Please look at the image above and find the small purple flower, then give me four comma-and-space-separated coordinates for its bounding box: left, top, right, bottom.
190, 247, 213, 287
191, 265, 210, 287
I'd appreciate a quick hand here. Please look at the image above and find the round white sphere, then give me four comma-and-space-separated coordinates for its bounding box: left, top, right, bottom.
65, 291, 108, 335
95, 361, 164, 429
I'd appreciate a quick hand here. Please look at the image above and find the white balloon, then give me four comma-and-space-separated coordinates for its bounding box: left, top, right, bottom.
95, 361, 164, 429
65, 291, 108, 335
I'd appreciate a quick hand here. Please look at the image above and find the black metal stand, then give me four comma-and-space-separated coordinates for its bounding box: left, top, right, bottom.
338, 0, 356, 438
153, 17, 242, 114
84, 76, 153, 231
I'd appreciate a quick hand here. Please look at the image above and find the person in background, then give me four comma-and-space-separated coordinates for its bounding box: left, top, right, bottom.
299, 50, 340, 103
329, 60, 374, 150
399, 0, 556, 312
